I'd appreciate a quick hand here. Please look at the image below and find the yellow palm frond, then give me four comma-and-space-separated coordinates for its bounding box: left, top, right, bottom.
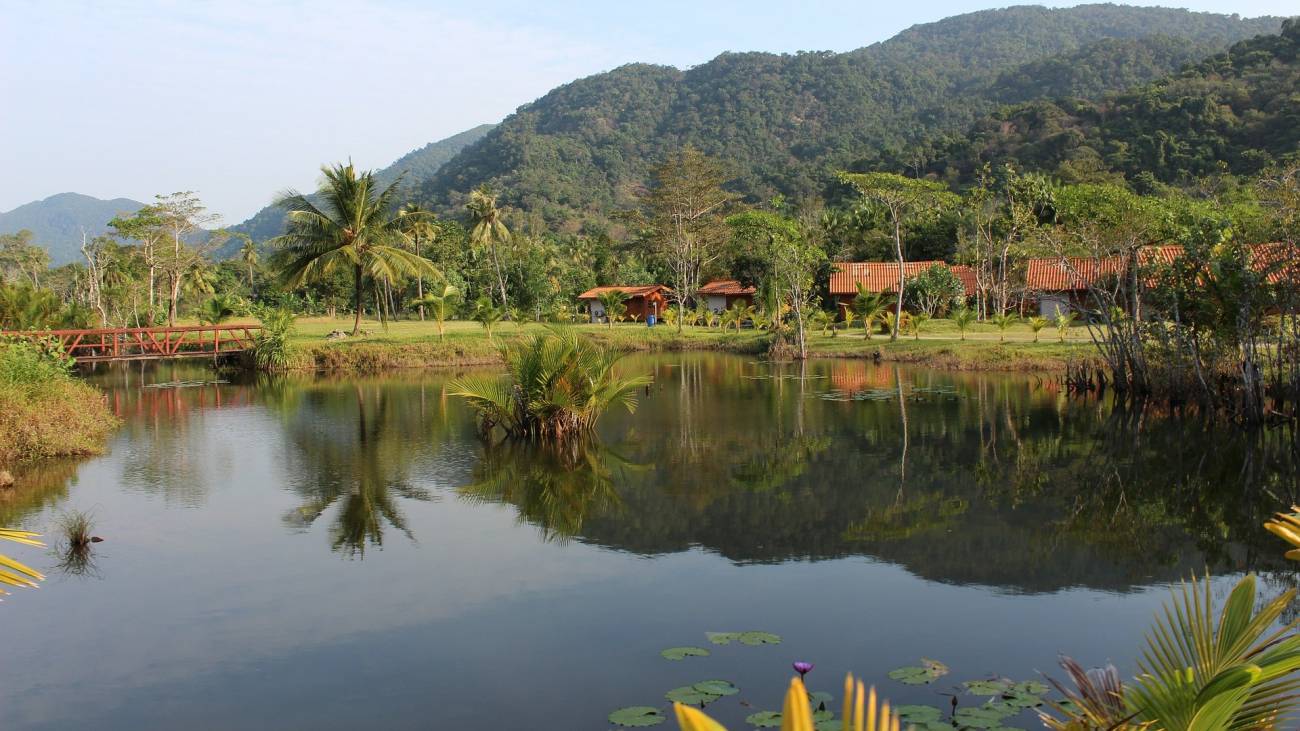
671, 676, 901, 731
0, 528, 44, 597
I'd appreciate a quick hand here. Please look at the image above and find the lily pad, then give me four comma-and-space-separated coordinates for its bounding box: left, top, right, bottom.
814, 718, 840, 731
738, 631, 782, 646
954, 707, 1005, 728
609, 706, 667, 727
694, 679, 740, 697
661, 646, 711, 661
888, 658, 949, 685
895, 705, 943, 724
963, 679, 1013, 696
1013, 680, 1049, 696
665, 686, 721, 706
745, 711, 782, 728
811, 709, 833, 722
1003, 693, 1042, 709
808, 690, 834, 707
706, 632, 742, 645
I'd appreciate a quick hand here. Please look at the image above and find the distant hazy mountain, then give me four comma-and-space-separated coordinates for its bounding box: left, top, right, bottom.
0, 192, 146, 266
225, 123, 496, 249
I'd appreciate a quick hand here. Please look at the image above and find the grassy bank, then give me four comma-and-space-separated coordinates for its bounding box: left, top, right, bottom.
220, 316, 1099, 373
0, 340, 119, 469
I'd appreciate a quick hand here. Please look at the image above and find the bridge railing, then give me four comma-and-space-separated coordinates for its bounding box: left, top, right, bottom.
0, 324, 263, 363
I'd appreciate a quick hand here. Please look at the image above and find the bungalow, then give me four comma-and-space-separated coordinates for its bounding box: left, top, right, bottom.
577, 285, 671, 323
1025, 243, 1300, 317
699, 279, 757, 314
828, 261, 978, 315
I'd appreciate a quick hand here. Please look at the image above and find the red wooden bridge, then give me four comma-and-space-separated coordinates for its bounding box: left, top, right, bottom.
0, 324, 263, 363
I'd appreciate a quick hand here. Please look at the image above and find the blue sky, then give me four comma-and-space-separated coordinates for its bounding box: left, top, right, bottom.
1, 0, 1295, 223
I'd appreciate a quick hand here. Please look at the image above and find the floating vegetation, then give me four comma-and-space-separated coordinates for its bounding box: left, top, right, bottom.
744, 710, 782, 728
142, 380, 229, 389
886, 658, 949, 684
706, 630, 782, 645
665, 686, 722, 706
661, 646, 711, 661
608, 706, 667, 727
817, 385, 960, 403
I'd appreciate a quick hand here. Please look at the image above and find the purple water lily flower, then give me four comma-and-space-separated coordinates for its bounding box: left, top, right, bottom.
793, 661, 814, 678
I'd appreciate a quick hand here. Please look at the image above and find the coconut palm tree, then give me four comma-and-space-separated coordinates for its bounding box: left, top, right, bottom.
852, 285, 893, 340
1054, 310, 1077, 343
472, 296, 504, 342
596, 290, 628, 329
952, 306, 977, 340
466, 186, 511, 308
909, 311, 931, 340
237, 234, 259, 294
197, 293, 242, 325
449, 329, 652, 441
399, 203, 438, 320
269, 163, 438, 336
989, 312, 1017, 342
1028, 316, 1049, 342
411, 284, 459, 341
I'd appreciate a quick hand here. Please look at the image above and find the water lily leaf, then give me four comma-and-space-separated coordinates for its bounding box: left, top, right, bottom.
895, 705, 943, 723
921, 658, 950, 677
665, 686, 721, 706
693, 680, 740, 697
1013, 680, 1049, 696
609, 706, 667, 727
707, 632, 742, 645
983, 700, 1020, 717
922, 724, 954, 731
738, 631, 782, 646
811, 709, 833, 722
954, 707, 1005, 728
745, 711, 782, 728
1003, 693, 1042, 709
662, 646, 711, 661
814, 718, 840, 731
963, 679, 1013, 696
808, 691, 834, 705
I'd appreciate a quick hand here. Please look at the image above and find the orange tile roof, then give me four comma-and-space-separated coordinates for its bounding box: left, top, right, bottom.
1027, 243, 1300, 291
577, 285, 669, 299
698, 279, 757, 296
829, 261, 977, 297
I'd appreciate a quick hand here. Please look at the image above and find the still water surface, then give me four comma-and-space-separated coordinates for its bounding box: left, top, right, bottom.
2, 354, 1297, 730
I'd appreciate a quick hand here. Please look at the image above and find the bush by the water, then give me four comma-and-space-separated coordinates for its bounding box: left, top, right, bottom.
0, 337, 118, 467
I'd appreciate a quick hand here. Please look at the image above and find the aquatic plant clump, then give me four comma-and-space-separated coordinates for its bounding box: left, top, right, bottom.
450, 329, 651, 442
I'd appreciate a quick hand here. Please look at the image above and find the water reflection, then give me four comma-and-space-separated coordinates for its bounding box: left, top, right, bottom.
278, 382, 437, 557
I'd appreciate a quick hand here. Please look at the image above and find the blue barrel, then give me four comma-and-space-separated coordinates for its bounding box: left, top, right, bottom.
647, 314, 657, 327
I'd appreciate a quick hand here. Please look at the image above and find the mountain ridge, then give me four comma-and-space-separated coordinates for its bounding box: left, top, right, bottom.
0, 192, 146, 265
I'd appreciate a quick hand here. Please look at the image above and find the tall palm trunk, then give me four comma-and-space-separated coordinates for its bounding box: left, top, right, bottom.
352, 263, 364, 336
892, 216, 903, 342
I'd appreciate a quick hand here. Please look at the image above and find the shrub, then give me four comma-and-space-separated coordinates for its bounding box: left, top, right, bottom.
0, 338, 117, 466
250, 306, 297, 370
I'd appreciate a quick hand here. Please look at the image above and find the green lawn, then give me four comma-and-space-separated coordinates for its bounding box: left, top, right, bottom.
218, 315, 1098, 372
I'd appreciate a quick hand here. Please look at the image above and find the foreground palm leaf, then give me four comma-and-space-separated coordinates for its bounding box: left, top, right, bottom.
1264, 507, 1300, 560
0, 528, 44, 597
450, 329, 651, 441
674, 676, 901, 731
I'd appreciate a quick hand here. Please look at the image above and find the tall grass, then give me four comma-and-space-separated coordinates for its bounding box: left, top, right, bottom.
0, 337, 118, 467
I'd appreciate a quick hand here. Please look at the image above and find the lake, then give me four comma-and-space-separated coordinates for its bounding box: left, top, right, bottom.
1, 353, 1296, 730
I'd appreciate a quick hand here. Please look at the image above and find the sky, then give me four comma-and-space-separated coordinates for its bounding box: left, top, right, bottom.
0, 0, 1295, 224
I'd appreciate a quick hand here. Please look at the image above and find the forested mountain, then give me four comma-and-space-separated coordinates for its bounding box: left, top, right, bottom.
416, 5, 1281, 229
0, 193, 145, 265
226, 123, 496, 247
887, 19, 1300, 187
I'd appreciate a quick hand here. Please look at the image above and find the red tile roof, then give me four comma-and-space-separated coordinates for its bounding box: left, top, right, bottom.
1026, 244, 1300, 291
698, 279, 757, 296
829, 261, 977, 297
577, 285, 670, 299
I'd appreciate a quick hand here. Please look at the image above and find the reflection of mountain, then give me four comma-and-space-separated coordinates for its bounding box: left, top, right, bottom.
479, 355, 1297, 593
278, 382, 440, 557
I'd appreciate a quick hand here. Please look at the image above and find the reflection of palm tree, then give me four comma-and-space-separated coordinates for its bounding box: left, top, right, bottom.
458, 442, 630, 542
281, 384, 434, 557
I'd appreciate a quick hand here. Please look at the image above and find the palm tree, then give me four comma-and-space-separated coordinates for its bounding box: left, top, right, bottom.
237, 234, 259, 295
883, 310, 909, 339
399, 204, 438, 320
466, 186, 511, 308
909, 311, 931, 340
724, 301, 753, 332
1054, 310, 1077, 343
596, 290, 628, 329
840, 305, 857, 335
952, 307, 977, 340
0, 528, 43, 599
1027, 316, 1049, 342
472, 296, 504, 341
449, 329, 652, 441
269, 163, 438, 336
197, 293, 241, 325
852, 284, 893, 340
411, 284, 459, 341
989, 312, 1017, 342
